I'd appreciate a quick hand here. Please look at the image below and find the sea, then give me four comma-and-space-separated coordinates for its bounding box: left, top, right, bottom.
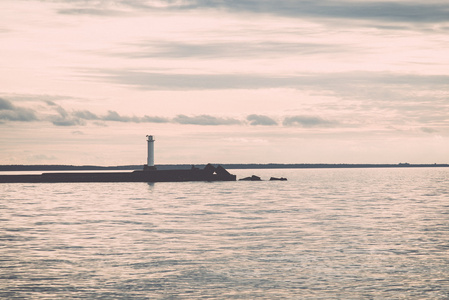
1, 168, 448, 299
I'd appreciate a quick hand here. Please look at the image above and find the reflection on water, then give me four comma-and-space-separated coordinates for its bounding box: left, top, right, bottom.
1, 168, 449, 299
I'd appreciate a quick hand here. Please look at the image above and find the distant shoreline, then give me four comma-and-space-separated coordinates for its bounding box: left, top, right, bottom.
1, 163, 448, 172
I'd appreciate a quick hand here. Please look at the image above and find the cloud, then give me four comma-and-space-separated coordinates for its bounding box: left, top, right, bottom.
173, 114, 241, 126
0, 98, 38, 122
283, 115, 337, 127
95, 70, 305, 90
421, 127, 438, 134
122, 41, 348, 59
141, 115, 170, 123
97, 70, 276, 90
102, 110, 170, 123
73, 110, 100, 120
0, 98, 14, 110
247, 114, 278, 126
50, 105, 85, 126
45, 100, 57, 106
72, 109, 169, 123
103, 110, 140, 122
51, 118, 85, 127
52, 119, 83, 126
58, 8, 124, 16
67, 0, 449, 25
167, 0, 449, 24
51, 108, 237, 126
95, 70, 449, 92
4, 100, 169, 127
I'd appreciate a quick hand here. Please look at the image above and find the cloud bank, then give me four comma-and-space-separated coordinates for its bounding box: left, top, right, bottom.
54, 109, 171, 126
96, 70, 449, 92
1, 98, 348, 129
54, 0, 449, 25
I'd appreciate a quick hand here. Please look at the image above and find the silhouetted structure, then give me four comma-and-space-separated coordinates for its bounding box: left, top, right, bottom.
0, 164, 236, 183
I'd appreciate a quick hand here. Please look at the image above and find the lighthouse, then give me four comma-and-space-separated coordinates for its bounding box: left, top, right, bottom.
146, 135, 155, 169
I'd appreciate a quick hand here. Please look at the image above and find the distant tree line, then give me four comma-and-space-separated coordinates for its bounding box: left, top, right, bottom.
1, 163, 448, 172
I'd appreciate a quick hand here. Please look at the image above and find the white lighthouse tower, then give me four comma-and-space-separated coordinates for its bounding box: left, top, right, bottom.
146, 135, 156, 170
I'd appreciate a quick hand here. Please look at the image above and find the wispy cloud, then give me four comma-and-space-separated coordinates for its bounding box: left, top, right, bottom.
96, 70, 293, 90
53, 0, 449, 25
173, 114, 242, 126
57, 8, 125, 16
50, 106, 85, 126
193, 0, 449, 24
421, 127, 438, 134
103, 110, 141, 122
72, 109, 170, 123
95, 70, 449, 96
73, 110, 100, 120
283, 115, 338, 127
101, 110, 170, 123
120, 41, 349, 59
141, 115, 170, 123
0, 98, 38, 122
247, 114, 278, 126
0, 98, 14, 110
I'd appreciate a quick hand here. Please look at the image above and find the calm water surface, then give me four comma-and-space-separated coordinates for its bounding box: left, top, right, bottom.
1, 168, 448, 299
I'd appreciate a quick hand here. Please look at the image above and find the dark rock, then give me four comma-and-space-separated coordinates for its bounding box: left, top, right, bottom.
269, 177, 287, 181
239, 175, 262, 181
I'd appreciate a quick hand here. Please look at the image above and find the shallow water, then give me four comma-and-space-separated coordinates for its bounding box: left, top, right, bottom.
1, 168, 448, 299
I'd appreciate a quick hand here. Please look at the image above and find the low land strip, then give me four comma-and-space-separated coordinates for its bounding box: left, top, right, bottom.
1, 163, 448, 172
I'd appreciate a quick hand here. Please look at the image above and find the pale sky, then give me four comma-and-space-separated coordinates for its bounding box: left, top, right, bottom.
1, 0, 448, 165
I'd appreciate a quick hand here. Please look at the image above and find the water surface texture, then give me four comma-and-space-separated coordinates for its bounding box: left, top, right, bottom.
1, 168, 449, 299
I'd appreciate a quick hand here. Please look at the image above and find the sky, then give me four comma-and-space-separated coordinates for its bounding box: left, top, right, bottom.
1, 0, 448, 165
